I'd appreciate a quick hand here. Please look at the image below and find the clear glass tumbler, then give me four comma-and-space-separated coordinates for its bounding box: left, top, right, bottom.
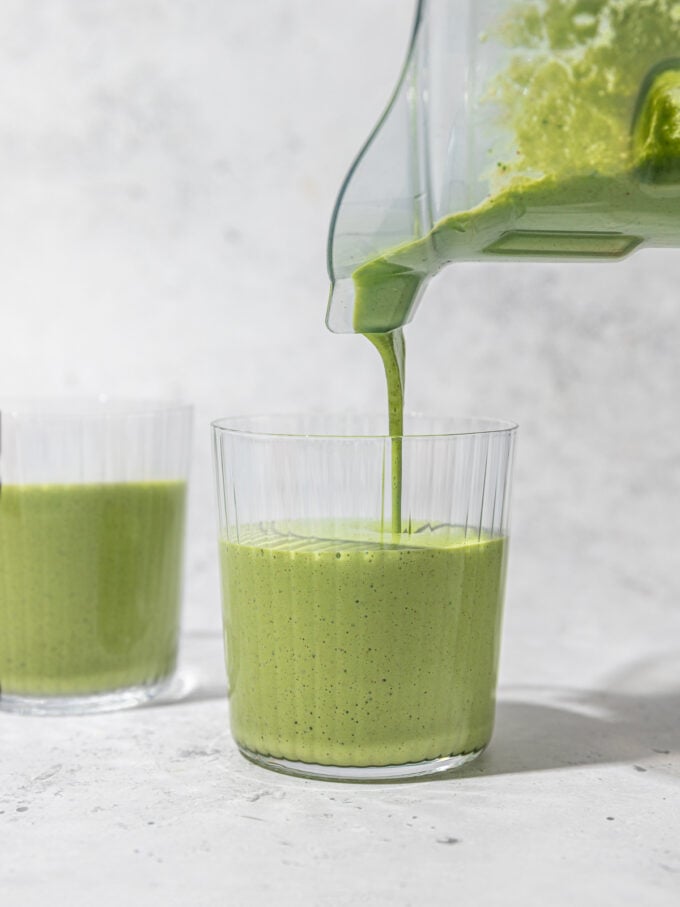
0, 398, 192, 715
212, 414, 517, 781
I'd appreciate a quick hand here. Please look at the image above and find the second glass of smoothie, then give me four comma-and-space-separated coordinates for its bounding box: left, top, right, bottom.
212, 414, 516, 781
0, 398, 192, 715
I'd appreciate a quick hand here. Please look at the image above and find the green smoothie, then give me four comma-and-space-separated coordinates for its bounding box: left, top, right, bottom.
349, 0, 680, 333
221, 522, 506, 768
0, 480, 186, 697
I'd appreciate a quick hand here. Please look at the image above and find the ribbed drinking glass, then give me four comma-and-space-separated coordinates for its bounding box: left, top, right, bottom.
213, 414, 516, 781
0, 398, 192, 715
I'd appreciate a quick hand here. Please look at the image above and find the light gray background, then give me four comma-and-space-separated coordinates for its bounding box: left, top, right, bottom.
3, 0, 679, 638
1, 3, 679, 904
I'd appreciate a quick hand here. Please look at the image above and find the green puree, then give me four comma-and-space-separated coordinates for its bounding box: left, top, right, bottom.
221, 522, 506, 768
0, 481, 186, 697
352, 0, 680, 334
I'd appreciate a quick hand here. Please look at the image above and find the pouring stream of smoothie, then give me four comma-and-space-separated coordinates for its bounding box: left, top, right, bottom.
364, 328, 405, 534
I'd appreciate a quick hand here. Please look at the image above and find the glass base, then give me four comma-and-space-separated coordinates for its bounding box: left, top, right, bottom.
0, 677, 173, 716
238, 744, 485, 782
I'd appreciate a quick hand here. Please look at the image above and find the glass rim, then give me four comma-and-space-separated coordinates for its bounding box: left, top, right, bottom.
211, 413, 518, 441
0, 396, 193, 420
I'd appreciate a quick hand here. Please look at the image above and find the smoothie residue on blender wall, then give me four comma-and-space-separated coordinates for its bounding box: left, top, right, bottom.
353, 0, 680, 336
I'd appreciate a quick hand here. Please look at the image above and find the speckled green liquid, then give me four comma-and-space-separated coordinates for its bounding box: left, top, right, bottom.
221, 523, 506, 768
0, 481, 186, 697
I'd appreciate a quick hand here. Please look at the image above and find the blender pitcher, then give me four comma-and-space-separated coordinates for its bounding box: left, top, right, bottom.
326, 0, 680, 334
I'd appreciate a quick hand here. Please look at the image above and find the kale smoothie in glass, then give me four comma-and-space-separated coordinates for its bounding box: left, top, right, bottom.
0, 480, 186, 699
0, 400, 191, 714
213, 415, 515, 781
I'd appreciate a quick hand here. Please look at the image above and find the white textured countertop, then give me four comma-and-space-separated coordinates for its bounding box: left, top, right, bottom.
3, 604, 679, 906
